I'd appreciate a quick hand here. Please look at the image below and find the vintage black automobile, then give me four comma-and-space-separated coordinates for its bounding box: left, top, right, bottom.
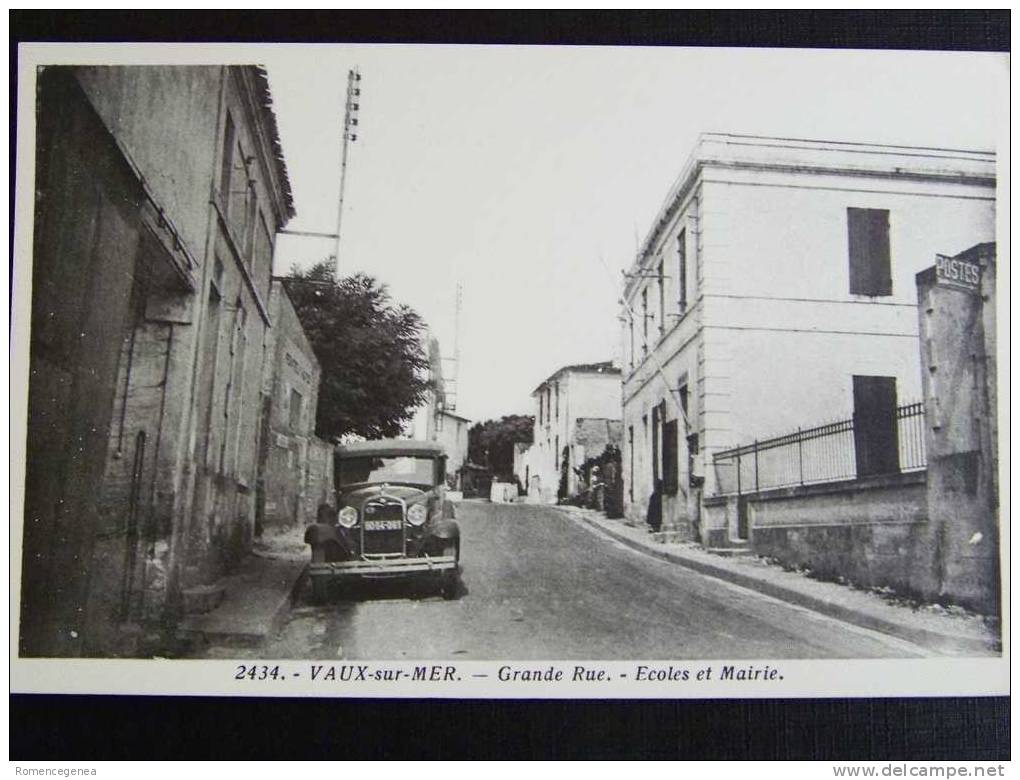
305, 439, 460, 601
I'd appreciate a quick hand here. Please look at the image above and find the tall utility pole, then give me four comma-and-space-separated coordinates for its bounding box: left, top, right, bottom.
334, 67, 361, 278
441, 282, 463, 413
450, 283, 462, 412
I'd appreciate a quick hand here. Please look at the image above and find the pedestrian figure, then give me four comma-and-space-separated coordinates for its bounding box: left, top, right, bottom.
647, 479, 663, 532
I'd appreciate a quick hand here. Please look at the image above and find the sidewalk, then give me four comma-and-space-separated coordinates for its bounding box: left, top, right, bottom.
177, 525, 308, 649
555, 505, 1001, 657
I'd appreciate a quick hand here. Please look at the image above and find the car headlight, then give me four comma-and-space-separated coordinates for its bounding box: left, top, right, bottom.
337, 506, 358, 528
406, 503, 427, 526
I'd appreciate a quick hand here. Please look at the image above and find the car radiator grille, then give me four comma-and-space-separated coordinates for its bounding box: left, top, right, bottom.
361, 498, 405, 555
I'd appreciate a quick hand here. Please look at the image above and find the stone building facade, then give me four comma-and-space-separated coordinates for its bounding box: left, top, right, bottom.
525, 361, 622, 503
433, 410, 471, 481
620, 133, 995, 546
256, 279, 332, 532
723, 244, 1000, 614
20, 65, 294, 657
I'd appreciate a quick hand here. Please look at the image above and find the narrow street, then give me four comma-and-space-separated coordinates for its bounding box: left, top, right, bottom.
204, 501, 928, 660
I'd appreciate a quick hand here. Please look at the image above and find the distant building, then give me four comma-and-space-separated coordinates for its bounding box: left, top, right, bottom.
512, 442, 532, 492
434, 410, 471, 481
525, 361, 622, 503
407, 335, 471, 484
620, 133, 995, 546
21, 66, 294, 656
256, 279, 332, 532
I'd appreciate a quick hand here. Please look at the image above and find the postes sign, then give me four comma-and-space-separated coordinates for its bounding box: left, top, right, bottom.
935, 253, 982, 294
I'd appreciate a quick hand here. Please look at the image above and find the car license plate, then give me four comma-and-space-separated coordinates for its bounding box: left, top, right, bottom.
364, 519, 403, 531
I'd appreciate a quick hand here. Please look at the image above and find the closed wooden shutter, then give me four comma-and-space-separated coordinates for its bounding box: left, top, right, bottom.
848, 208, 891, 296
651, 404, 660, 481
662, 419, 679, 495
852, 375, 900, 477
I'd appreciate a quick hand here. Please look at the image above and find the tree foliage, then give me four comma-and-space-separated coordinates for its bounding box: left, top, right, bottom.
285, 260, 431, 441
467, 414, 534, 479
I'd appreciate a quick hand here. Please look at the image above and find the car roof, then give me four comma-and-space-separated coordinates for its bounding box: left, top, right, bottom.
336, 438, 447, 458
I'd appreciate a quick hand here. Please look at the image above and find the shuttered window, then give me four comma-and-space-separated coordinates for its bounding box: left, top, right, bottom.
627, 426, 634, 501
848, 207, 891, 296
657, 259, 665, 335
641, 288, 649, 353
219, 112, 236, 208
852, 375, 900, 477
677, 229, 687, 311
662, 419, 679, 496
651, 404, 661, 482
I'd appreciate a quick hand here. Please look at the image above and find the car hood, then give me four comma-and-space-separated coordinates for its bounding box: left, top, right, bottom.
340, 484, 430, 506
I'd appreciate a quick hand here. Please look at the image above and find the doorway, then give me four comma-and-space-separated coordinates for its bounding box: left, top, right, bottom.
852, 375, 900, 478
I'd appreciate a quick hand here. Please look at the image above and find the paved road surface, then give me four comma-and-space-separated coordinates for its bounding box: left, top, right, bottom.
215, 501, 928, 659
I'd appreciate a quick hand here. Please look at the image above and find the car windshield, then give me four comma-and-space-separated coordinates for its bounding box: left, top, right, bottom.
338, 455, 435, 487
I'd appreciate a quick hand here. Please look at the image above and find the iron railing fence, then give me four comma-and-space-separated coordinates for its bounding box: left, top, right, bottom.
711, 401, 927, 497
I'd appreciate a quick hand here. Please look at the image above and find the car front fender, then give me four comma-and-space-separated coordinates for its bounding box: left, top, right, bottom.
430, 518, 460, 542
304, 523, 342, 547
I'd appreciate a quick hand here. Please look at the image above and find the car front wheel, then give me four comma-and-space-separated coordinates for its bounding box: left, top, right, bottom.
439, 541, 460, 600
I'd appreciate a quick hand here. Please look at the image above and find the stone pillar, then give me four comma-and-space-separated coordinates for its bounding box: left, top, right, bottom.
914, 243, 999, 614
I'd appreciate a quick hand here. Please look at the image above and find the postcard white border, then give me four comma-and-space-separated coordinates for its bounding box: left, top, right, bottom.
9, 42, 1011, 700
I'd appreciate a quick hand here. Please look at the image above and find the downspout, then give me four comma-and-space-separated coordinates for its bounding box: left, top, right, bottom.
137, 323, 174, 620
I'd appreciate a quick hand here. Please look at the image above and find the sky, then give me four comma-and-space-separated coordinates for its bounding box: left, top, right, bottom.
262, 45, 1006, 424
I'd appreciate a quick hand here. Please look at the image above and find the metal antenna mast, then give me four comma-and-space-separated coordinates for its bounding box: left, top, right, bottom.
334, 67, 361, 278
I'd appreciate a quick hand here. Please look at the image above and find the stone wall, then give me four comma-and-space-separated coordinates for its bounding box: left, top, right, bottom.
20, 66, 295, 657
256, 280, 326, 531
743, 472, 930, 598
21, 70, 153, 657
304, 438, 336, 519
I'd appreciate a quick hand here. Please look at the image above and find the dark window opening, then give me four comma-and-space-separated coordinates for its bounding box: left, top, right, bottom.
677, 229, 688, 311
852, 375, 900, 477
651, 403, 661, 482
219, 112, 236, 210
686, 432, 702, 489
662, 419, 679, 496
848, 207, 891, 296
657, 259, 665, 335
628, 426, 634, 502
641, 289, 649, 354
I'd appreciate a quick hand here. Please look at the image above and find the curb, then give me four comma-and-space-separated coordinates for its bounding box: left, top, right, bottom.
560, 508, 998, 656
270, 561, 309, 637
178, 558, 309, 649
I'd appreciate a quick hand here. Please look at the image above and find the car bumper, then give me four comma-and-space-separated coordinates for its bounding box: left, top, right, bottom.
309, 555, 458, 579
